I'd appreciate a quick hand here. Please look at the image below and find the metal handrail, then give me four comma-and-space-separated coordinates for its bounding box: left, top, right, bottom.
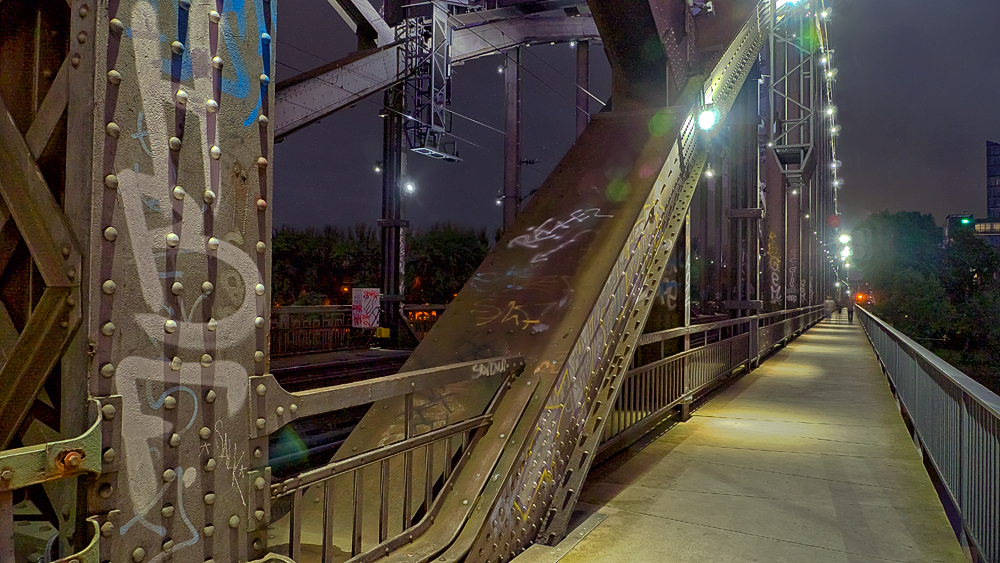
858, 306, 1000, 563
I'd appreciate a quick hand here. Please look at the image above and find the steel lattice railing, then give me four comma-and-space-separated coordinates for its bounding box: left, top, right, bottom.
858, 307, 1000, 563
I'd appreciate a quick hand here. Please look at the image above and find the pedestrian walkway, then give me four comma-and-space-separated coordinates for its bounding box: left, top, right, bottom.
519, 315, 966, 562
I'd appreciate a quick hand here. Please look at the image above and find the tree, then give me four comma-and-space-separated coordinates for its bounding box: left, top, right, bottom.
852, 210, 942, 300
871, 268, 954, 342
941, 229, 1000, 303
406, 224, 490, 304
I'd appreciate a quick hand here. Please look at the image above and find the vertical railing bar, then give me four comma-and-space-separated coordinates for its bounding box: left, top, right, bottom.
322, 479, 336, 563
0, 490, 14, 563
379, 459, 390, 543
404, 393, 414, 529
352, 468, 364, 556
425, 443, 434, 517
290, 488, 303, 562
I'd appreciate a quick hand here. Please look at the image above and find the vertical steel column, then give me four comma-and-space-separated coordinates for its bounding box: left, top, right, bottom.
381, 85, 405, 341
575, 41, 590, 138
502, 48, 522, 231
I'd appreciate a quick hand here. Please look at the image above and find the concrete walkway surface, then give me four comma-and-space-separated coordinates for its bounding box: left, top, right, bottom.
518, 314, 966, 563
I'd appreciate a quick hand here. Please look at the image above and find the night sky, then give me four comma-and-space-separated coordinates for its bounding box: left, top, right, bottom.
273, 0, 1000, 234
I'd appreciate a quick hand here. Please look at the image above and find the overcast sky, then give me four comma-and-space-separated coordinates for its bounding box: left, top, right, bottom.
272, 0, 1000, 233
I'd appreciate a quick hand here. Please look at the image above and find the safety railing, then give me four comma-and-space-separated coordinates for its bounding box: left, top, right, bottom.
271, 306, 359, 356
600, 305, 823, 457
256, 356, 525, 562
858, 307, 1000, 563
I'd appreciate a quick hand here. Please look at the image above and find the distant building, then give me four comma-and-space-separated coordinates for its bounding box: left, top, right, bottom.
945, 213, 974, 242
989, 141, 1000, 218
974, 220, 1000, 247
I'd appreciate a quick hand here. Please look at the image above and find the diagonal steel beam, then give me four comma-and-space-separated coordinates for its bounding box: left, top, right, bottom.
0, 287, 76, 450
0, 96, 81, 288
25, 56, 70, 160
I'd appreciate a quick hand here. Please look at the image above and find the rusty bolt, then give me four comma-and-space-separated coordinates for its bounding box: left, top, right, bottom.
63, 451, 84, 470
1, 469, 12, 481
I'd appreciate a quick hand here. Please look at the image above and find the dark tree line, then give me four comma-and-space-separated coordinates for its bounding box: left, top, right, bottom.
271, 223, 490, 306
853, 211, 1000, 393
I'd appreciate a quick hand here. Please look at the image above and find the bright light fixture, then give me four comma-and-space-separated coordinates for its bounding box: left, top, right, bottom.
839, 234, 851, 244
497, 65, 504, 74
405, 182, 415, 193
705, 167, 715, 178
698, 108, 718, 131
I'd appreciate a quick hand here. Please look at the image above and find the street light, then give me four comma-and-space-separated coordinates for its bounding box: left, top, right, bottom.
698, 106, 719, 131
404, 181, 415, 194
839, 234, 851, 244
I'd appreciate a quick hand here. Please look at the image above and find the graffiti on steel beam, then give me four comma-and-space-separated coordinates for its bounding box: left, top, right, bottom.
507, 208, 613, 264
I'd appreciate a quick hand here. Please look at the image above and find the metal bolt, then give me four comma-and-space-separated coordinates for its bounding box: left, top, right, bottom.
102, 280, 117, 295
102, 448, 116, 463
205, 458, 217, 472
172, 186, 186, 200
70, 54, 80, 67
109, 18, 123, 33
276, 406, 284, 416
254, 283, 265, 296
175, 90, 188, 105
170, 40, 184, 54
168, 137, 182, 151
104, 174, 118, 189
229, 515, 240, 528
253, 448, 262, 459
169, 433, 180, 447
204, 493, 215, 505
161, 539, 173, 553
255, 418, 266, 429
210, 146, 221, 160
212, 56, 224, 69
207, 317, 218, 331
254, 316, 265, 329
132, 547, 145, 562
170, 357, 182, 371
256, 198, 267, 211
253, 538, 263, 551
259, 73, 269, 85
290, 403, 298, 413
204, 189, 216, 204
78, 4, 89, 18
199, 427, 211, 440
206, 99, 219, 113
103, 226, 118, 241
254, 477, 265, 490
100, 521, 114, 537
254, 350, 264, 362
171, 281, 184, 296
106, 70, 121, 85
164, 320, 177, 334
162, 469, 176, 483
101, 404, 116, 420
203, 526, 215, 538
207, 237, 220, 250
256, 384, 266, 396
205, 390, 217, 403
63, 451, 83, 469
62, 244, 71, 257
1, 470, 12, 481
101, 321, 115, 336
256, 157, 268, 168
161, 505, 174, 518
77, 31, 87, 44
200, 354, 213, 367
254, 509, 264, 521
163, 396, 177, 409
66, 267, 76, 280
209, 10, 221, 23
98, 483, 113, 498
258, 115, 269, 126
256, 241, 266, 253
100, 363, 115, 378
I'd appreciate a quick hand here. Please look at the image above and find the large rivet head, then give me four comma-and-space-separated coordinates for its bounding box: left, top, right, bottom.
255, 418, 266, 429
229, 515, 240, 528
254, 350, 264, 362
256, 157, 268, 168
254, 477, 265, 490
104, 174, 118, 189
102, 448, 116, 463
205, 458, 217, 472
172, 186, 186, 200
166, 232, 179, 247
207, 317, 218, 331
109, 18, 124, 33
106, 122, 121, 137
170, 357, 182, 371
256, 384, 266, 396
212, 56, 224, 69
204, 493, 216, 505
202, 281, 214, 294
168, 137, 182, 151
175, 90, 188, 105
162, 469, 176, 483
171, 40, 184, 54
164, 320, 177, 334
200, 354, 213, 367
100, 521, 114, 537
203, 526, 215, 538
210, 146, 221, 160
254, 510, 265, 521
106, 69, 121, 85
101, 404, 116, 420
103, 227, 118, 241
203, 189, 216, 204
161, 539, 173, 553
199, 426, 211, 440
209, 10, 221, 23
101, 322, 116, 336
79, 4, 89, 18
132, 547, 145, 562
171, 282, 184, 295
100, 363, 115, 378
102, 280, 117, 295
254, 316, 265, 329
205, 390, 217, 403
259, 73, 269, 85
77, 31, 88, 44
255, 284, 265, 296
258, 114, 269, 126
169, 433, 180, 447
256, 241, 266, 253
206, 99, 219, 113
253, 448, 262, 459
256, 198, 267, 211
163, 396, 177, 409
161, 505, 175, 518
207, 237, 220, 250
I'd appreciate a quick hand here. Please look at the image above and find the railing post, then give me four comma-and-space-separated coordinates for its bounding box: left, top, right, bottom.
1, 490, 13, 563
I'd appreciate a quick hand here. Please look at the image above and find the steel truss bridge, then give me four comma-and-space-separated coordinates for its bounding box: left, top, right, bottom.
0, 1, 997, 563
